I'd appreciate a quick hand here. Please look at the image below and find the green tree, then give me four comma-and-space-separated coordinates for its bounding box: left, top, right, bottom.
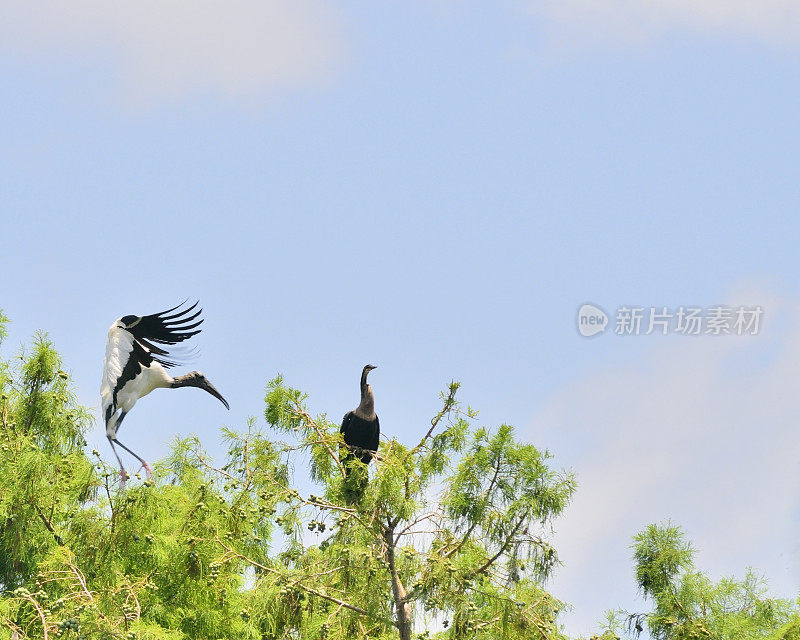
6, 310, 798, 640
259, 376, 576, 639
600, 523, 800, 640
0, 311, 577, 639
0, 313, 94, 590
0, 312, 290, 639
0, 313, 576, 639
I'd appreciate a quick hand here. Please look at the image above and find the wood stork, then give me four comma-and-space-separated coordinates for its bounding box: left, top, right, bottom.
340, 364, 379, 501
101, 301, 229, 486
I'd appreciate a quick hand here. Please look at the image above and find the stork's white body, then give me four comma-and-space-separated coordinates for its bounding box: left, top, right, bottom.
101, 322, 171, 437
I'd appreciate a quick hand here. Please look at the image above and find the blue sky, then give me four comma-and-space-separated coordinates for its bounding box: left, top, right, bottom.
2, 2, 800, 635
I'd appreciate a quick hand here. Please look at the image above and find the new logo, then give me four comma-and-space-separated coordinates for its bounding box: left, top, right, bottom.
577, 303, 608, 337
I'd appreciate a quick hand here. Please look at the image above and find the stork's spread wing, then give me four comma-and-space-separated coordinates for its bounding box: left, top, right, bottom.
101, 302, 203, 419
127, 301, 203, 368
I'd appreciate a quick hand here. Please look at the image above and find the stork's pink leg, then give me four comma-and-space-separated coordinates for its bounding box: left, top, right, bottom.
107, 436, 129, 489
113, 438, 153, 480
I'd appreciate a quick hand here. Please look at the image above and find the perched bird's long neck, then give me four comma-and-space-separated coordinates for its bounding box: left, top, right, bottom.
355, 371, 375, 420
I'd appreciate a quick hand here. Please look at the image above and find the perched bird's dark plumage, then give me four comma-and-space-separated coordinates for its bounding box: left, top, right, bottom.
101, 301, 229, 486
340, 364, 379, 500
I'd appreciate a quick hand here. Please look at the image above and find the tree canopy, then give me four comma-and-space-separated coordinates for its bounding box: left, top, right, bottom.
591, 523, 800, 640
0, 312, 797, 640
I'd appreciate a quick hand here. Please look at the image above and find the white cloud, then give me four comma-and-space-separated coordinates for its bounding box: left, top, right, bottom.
523, 0, 800, 51
533, 288, 800, 635
0, 1, 345, 106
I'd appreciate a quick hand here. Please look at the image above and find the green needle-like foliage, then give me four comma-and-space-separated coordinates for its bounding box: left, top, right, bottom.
0, 321, 95, 590
2, 310, 797, 640
0, 314, 577, 640
263, 376, 576, 639
596, 523, 800, 640
0, 314, 290, 639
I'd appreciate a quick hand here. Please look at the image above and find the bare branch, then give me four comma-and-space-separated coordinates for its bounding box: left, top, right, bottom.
384, 527, 413, 640
409, 383, 459, 456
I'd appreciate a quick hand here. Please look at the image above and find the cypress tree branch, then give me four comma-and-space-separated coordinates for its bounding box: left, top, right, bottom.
215, 538, 379, 620
290, 405, 348, 480
32, 502, 63, 547
443, 454, 504, 560
470, 514, 528, 579
384, 526, 412, 640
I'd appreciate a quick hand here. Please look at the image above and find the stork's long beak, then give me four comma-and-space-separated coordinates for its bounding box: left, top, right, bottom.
200, 377, 230, 410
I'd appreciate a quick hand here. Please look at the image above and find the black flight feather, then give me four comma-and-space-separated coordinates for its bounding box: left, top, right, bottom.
125, 301, 204, 369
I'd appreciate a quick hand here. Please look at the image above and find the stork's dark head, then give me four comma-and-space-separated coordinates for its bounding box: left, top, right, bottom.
171, 371, 230, 410
119, 315, 141, 329
363, 364, 377, 374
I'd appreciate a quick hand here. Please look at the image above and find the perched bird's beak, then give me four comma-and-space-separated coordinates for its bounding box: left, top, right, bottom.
200, 376, 230, 410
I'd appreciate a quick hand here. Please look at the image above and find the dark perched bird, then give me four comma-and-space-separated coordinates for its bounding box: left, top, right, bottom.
340, 364, 379, 500
100, 301, 229, 486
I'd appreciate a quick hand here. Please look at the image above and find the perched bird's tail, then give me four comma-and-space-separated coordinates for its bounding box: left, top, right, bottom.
339, 446, 371, 504
342, 460, 369, 504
